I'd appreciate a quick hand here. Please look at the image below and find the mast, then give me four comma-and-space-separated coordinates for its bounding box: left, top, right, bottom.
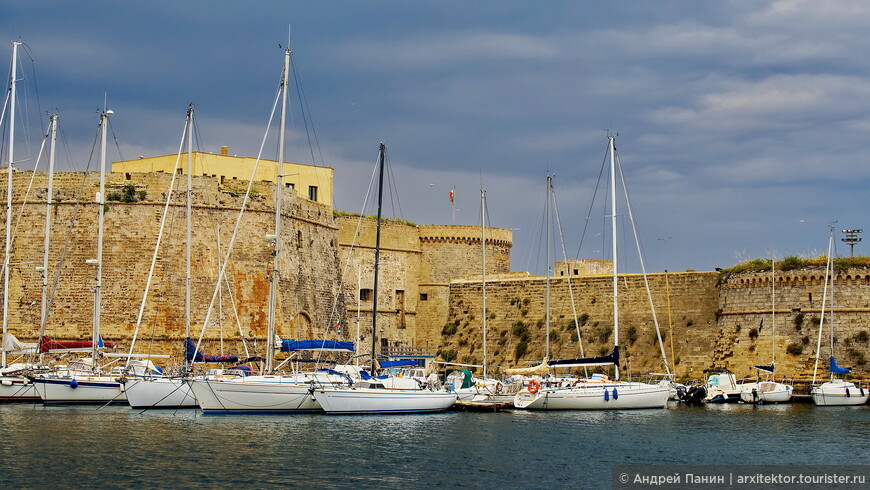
545, 176, 551, 360
481, 188, 487, 379
609, 135, 619, 380
185, 106, 192, 351
371, 142, 386, 374
771, 257, 775, 374
2, 41, 20, 367
37, 114, 58, 351
829, 242, 836, 382
184, 105, 193, 369
266, 46, 290, 373
93, 109, 111, 368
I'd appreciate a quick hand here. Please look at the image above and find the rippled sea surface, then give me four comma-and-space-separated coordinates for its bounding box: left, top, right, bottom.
0, 402, 866, 489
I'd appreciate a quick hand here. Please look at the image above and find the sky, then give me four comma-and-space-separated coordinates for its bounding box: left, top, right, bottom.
2, 0, 870, 275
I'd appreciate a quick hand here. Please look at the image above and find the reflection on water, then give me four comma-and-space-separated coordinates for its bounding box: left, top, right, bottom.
0, 402, 865, 488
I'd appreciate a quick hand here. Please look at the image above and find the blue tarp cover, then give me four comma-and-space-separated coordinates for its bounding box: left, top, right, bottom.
280, 340, 355, 352
185, 337, 239, 363
830, 356, 851, 374
379, 359, 418, 368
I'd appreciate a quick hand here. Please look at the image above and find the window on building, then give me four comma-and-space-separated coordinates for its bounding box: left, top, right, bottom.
176, 168, 183, 175
285, 182, 294, 189
308, 185, 318, 201
360, 288, 373, 301
420, 293, 428, 301
574, 269, 579, 275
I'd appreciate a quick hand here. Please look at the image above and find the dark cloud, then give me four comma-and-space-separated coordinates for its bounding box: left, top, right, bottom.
3, 1, 870, 275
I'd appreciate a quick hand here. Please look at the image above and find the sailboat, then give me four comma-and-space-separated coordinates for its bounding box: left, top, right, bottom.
185, 45, 359, 414
310, 143, 458, 414
0, 42, 43, 401
810, 227, 869, 406
121, 105, 200, 409
30, 109, 128, 404
739, 259, 793, 403
513, 135, 669, 410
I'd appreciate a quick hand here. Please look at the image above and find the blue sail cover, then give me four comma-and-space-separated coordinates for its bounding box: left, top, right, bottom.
830, 356, 851, 374
280, 340, 355, 352
549, 346, 620, 368
185, 337, 239, 363
379, 359, 418, 368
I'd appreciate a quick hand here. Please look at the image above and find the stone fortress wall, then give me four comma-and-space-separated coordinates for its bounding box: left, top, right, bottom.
3, 169, 867, 386
1, 171, 342, 360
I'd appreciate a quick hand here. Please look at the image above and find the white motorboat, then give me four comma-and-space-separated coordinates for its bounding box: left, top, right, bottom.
740, 380, 794, 404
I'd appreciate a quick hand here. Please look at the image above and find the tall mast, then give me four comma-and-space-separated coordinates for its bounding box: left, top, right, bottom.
545, 176, 551, 360
266, 46, 290, 373
481, 188, 487, 379
2, 41, 20, 367
771, 258, 775, 373
829, 242, 836, 382
184, 105, 193, 367
371, 142, 386, 374
37, 114, 58, 351
93, 109, 111, 367
609, 135, 619, 380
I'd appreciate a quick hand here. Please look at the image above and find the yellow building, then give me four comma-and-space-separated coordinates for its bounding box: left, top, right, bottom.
112, 146, 334, 207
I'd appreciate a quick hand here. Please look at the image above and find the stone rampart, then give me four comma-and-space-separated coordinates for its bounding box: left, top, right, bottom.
0, 171, 344, 360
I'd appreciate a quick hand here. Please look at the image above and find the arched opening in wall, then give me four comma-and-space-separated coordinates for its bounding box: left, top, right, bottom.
294, 310, 313, 339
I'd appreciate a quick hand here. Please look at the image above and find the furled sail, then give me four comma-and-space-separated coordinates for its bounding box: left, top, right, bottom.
280, 340, 355, 352
830, 356, 851, 374
548, 346, 620, 368
184, 337, 239, 363
39, 336, 115, 353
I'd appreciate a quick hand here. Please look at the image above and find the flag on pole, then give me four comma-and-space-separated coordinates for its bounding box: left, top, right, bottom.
449, 187, 455, 205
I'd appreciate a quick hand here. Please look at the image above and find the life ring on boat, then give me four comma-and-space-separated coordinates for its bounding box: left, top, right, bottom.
528, 379, 540, 394
495, 382, 503, 394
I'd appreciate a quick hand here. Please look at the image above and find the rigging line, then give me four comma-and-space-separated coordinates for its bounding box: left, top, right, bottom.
9, 125, 48, 250
290, 56, 322, 167
526, 180, 548, 276
40, 123, 100, 350
615, 149, 670, 375
384, 144, 405, 220
126, 113, 190, 364
574, 143, 609, 260
108, 117, 124, 162
19, 42, 45, 137
326, 150, 381, 337
193, 78, 284, 362
550, 185, 586, 362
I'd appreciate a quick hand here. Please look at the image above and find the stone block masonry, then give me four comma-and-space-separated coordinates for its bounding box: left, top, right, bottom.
0, 171, 344, 359
441, 271, 719, 381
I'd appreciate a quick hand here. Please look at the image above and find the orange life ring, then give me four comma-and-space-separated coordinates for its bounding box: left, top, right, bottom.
495, 382, 503, 394
528, 379, 540, 394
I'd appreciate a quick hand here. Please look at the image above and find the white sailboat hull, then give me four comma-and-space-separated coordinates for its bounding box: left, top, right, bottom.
811, 381, 869, 406
739, 381, 793, 404
186, 376, 322, 414
32, 375, 126, 405
312, 387, 458, 414
513, 382, 669, 410
123, 377, 197, 409
0, 376, 39, 401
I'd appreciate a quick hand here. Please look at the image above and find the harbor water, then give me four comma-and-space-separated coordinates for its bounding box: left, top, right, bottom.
0, 402, 866, 488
